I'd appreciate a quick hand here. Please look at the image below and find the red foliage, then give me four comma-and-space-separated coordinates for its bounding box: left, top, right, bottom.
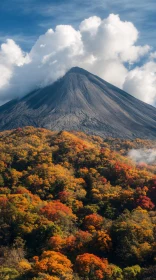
0, 196, 8, 207
136, 195, 155, 210
40, 200, 76, 222
58, 191, 71, 203
101, 178, 107, 184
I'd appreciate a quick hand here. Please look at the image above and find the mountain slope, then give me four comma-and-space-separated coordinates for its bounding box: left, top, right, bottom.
0, 127, 155, 279
0, 67, 155, 138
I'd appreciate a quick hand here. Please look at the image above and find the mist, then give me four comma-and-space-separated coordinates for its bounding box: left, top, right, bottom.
128, 149, 156, 164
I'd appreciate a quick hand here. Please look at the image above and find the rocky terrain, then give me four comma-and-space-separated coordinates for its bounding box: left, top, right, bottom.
0, 67, 155, 138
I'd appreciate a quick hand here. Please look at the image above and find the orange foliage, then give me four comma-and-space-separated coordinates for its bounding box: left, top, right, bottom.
75, 253, 109, 279
0, 127, 155, 279
84, 214, 103, 232
33, 250, 73, 279
93, 230, 112, 252
49, 235, 65, 251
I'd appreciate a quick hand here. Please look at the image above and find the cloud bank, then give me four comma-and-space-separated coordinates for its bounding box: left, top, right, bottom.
128, 149, 156, 164
0, 14, 156, 105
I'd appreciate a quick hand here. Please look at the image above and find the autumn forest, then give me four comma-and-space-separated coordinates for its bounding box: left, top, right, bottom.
0, 127, 155, 280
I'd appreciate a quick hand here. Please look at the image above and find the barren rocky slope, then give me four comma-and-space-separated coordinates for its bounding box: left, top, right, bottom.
0, 67, 155, 138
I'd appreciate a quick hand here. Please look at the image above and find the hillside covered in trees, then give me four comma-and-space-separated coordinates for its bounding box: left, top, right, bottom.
0, 127, 155, 280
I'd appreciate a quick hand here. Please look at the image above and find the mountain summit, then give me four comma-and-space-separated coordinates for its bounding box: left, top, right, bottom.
0, 67, 156, 138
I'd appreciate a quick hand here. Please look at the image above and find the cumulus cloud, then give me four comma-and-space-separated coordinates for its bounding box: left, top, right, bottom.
0, 39, 29, 101
0, 39, 27, 66
123, 61, 156, 104
80, 14, 149, 63
0, 14, 155, 105
128, 149, 156, 164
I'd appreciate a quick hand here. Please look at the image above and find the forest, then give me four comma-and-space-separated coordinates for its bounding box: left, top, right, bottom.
0, 126, 155, 280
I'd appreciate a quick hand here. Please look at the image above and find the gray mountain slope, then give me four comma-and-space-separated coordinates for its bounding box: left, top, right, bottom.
0, 67, 155, 138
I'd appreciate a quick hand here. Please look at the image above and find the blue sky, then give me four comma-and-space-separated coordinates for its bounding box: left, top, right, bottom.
0, 0, 156, 51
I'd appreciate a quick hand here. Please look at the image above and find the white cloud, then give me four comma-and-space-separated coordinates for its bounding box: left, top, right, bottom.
79, 16, 102, 35
0, 14, 155, 105
128, 149, 156, 164
80, 14, 150, 63
123, 61, 156, 104
0, 39, 27, 66
0, 39, 29, 96
0, 64, 12, 88
85, 59, 128, 89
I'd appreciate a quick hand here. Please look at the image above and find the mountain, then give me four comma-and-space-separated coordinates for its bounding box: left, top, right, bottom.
0, 66, 155, 138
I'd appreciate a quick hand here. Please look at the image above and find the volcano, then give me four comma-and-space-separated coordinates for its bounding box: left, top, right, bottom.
0, 67, 155, 138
